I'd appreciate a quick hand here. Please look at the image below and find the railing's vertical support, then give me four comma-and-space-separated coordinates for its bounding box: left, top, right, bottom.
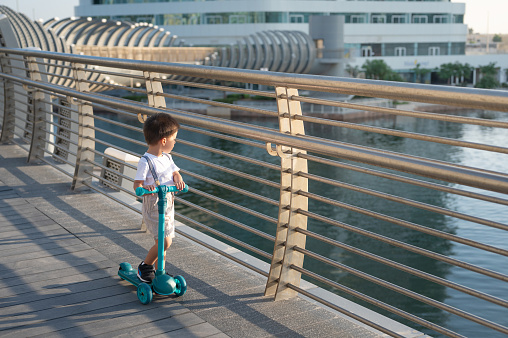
25, 54, 52, 163
0, 15, 21, 143
71, 63, 95, 190
265, 87, 308, 301
137, 71, 167, 231
140, 71, 166, 123
0, 51, 15, 143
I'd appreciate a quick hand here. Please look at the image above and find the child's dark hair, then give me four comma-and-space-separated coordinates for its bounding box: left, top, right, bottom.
143, 113, 180, 145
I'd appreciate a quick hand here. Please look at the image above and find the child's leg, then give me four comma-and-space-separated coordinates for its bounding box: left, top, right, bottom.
144, 236, 172, 269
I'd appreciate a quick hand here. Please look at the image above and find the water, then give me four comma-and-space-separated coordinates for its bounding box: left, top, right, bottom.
94, 108, 508, 337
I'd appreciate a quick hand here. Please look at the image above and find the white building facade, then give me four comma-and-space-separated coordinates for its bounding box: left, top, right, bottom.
75, 0, 507, 84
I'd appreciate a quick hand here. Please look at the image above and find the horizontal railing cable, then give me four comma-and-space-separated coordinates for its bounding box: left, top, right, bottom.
81, 180, 140, 214
44, 109, 81, 126
84, 112, 143, 134
296, 227, 508, 308
298, 171, 508, 231
298, 190, 508, 256
13, 97, 30, 106
299, 153, 508, 206
85, 159, 136, 185
157, 77, 276, 99
174, 151, 280, 188
297, 208, 508, 282
288, 265, 464, 338
175, 139, 280, 171
87, 147, 138, 171
43, 139, 78, 157
87, 68, 144, 80
189, 188, 277, 225
87, 136, 142, 159
180, 170, 279, 207
181, 125, 267, 150
176, 197, 275, 244
85, 169, 137, 198
293, 246, 508, 335
289, 94, 508, 129
36, 146, 76, 168
175, 213, 269, 277
42, 118, 80, 138
91, 125, 145, 147
35, 154, 74, 178
158, 91, 278, 117
292, 113, 508, 154
299, 133, 508, 179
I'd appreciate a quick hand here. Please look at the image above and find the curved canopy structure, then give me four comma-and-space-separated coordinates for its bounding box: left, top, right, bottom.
0, 6, 317, 90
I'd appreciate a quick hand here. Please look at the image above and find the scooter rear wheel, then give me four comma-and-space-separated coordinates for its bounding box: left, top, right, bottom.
137, 282, 153, 304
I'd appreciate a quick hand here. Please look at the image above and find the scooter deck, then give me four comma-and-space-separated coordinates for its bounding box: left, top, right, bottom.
118, 267, 145, 287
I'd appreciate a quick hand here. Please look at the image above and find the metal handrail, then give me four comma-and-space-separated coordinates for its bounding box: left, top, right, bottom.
2, 47, 508, 110
1, 47, 507, 338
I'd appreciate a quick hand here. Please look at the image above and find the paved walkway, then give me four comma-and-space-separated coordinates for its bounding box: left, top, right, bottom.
0, 142, 383, 337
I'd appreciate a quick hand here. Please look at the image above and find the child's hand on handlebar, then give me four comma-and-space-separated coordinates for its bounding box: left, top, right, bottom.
144, 184, 157, 195
174, 181, 186, 191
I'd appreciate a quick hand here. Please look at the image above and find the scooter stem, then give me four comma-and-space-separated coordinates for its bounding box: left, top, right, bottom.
135, 184, 189, 275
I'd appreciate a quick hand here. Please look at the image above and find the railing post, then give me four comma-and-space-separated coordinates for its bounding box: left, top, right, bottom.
265, 86, 308, 301
0, 15, 20, 143
71, 62, 95, 190
0, 50, 15, 143
140, 71, 166, 123
25, 54, 52, 163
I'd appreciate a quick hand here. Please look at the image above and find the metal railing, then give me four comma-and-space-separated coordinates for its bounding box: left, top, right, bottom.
1, 47, 507, 338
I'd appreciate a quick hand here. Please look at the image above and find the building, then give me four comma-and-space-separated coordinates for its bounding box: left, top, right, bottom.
75, 0, 507, 84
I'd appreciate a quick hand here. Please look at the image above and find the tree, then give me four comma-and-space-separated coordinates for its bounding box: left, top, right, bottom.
361, 60, 403, 82
345, 64, 360, 78
475, 62, 499, 89
412, 63, 432, 83
457, 63, 473, 85
437, 62, 473, 85
493, 34, 502, 42
437, 62, 456, 84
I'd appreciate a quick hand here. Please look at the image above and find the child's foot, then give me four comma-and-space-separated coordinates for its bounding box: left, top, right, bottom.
137, 262, 155, 283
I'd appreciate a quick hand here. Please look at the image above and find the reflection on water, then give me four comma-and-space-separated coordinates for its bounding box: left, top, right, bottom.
95, 109, 508, 337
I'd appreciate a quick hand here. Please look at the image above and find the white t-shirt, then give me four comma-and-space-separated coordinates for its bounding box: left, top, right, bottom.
134, 152, 180, 186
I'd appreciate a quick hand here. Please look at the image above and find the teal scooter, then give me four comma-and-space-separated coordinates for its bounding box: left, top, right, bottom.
118, 184, 188, 305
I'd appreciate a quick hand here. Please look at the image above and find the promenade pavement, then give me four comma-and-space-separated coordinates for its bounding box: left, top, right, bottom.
0, 142, 383, 337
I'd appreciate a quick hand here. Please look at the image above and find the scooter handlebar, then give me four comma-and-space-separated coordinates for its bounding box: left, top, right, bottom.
135, 184, 189, 196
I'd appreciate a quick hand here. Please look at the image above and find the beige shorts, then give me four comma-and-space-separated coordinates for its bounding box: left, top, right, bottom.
142, 192, 175, 240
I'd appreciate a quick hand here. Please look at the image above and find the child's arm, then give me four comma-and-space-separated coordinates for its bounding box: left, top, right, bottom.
173, 171, 185, 191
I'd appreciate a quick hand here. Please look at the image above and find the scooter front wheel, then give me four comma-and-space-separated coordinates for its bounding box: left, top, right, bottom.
137, 282, 153, 305
173, 275, 187, 296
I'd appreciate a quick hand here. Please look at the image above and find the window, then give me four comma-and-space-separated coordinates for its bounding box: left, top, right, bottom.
395, 47, 406, 56
206, 15, 222, 24
290, 14, 304, 23
230, 15, 247, 24
413, 15, 428, 24
391, 15, 406, 24
433, 15, 448, 23
371, 15, 386, 24
351, 15, 366, 23
429, 47, 440, 55
362, 46, 374, 57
